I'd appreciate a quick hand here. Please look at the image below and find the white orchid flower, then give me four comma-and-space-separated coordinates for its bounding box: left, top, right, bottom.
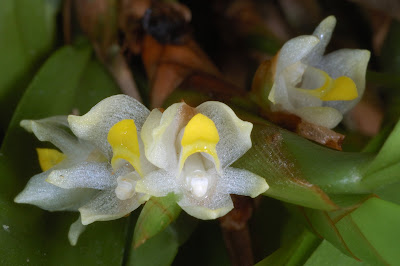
135, 101, 269, 220
15, 95, 152, 245
265, 16, 370, 128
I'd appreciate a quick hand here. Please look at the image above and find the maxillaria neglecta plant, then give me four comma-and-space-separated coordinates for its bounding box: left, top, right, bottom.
15, 94, 268, 244
14, 16, 371, 247
252, 16, 370, 129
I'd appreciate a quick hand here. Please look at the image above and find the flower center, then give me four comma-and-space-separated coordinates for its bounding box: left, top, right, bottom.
297, 66, 358, 101
115, 173, 137, 200
182, 153, 212, 198
187, 170, 209, 197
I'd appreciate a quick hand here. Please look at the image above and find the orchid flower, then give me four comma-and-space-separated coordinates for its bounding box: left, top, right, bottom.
256, 16, 370, 129
15, 95, 151, 245
134, 101, 269, 219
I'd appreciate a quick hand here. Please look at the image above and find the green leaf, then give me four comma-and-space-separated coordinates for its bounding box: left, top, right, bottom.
133, 194, 181, 248
304, 240, 369, 266
1, 44, 92, 197
130, 226, 179, 266
364, 118, 400, 174
362, 119, 400, 190
128, 213, 198, 266
0, 43, 128, 265
0, 0, 60, 129
281, 130, 373, 194
256, 230, 321, 266
233, 123, 337, 211
226, 104, 380, 209
295, 197, 400, 265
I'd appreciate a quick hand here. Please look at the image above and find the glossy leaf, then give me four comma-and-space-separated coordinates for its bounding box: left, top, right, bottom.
281, 130, 373, 194
256, 230, 321, 266
233, 123, 338, 211
361, 118, 400, 190
296, 197, 400, 265
128, 213, 198, 266
0, 43, 128, 265
304, 240, 369, 266
133, 194, 181, 248
364, 118, 400, 174
0, 0, 60, 129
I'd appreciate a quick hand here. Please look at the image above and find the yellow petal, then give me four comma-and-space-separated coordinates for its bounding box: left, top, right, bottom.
180, 114, 220, 173
297, 67, 358, 101
320, 76, 358, 101
107, 119, 142, 176
36, 148, 66, 172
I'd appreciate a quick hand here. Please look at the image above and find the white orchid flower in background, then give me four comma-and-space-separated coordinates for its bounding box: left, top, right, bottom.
135, 101, 269, 219
15, 95, 152, 245
263, 16, 370, 129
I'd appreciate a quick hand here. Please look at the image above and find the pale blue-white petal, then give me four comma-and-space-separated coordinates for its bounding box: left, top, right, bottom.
46, 161, 116, 189
219, 167, 269, 198
141, 103, 194, 170
68, 95, 150, 159
20, 116, 92, 157
274, 36, 319, 78
197, 102, 253, 169
14, 171, 96, 211
79, 189, 142, 225
178, 192, 233, 220
305, 16, 337, 64
318, 49, 371, 114
68, 216, 86, 246
135, 169, 178, 197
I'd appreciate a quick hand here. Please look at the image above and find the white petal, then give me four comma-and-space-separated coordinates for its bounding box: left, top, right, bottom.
141, 103, 194, 170
294, 106, 343, 129
68, 95, 150, 159
135, 169, 177, 197
68, 217, 86, 246
219, 167, 269, 198
79, 189, 142, 225
318, 49, 371, 114
20, 116, 91, 157
275, 36, 320, 78
305, 16, 337, 64
197, 102, 253, 168
178, 193, 233, 220
14, 171, 96, 211
46, 162, 116, 189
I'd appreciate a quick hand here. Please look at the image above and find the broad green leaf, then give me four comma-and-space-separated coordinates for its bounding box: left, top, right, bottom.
234, 123, 338, 211
374, 181, 400, 205
362, 119, 400, 190
256, 230, 321, 266
295, 197, 400, 265
364, 118, 400, 174
1, 44, 92, 197
335, 197, 400, 265
133, 194, 181, 248
0, 0, 60, 129
130, 226, 179, 266
128, 213, 198, 266
304, 240, 369, 266
362, 124, 394, 153
281, 130, 373, 194
0, 43, 128, 265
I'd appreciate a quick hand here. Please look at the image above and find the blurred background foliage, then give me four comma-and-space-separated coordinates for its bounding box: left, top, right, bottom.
1, 0, 400, 265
